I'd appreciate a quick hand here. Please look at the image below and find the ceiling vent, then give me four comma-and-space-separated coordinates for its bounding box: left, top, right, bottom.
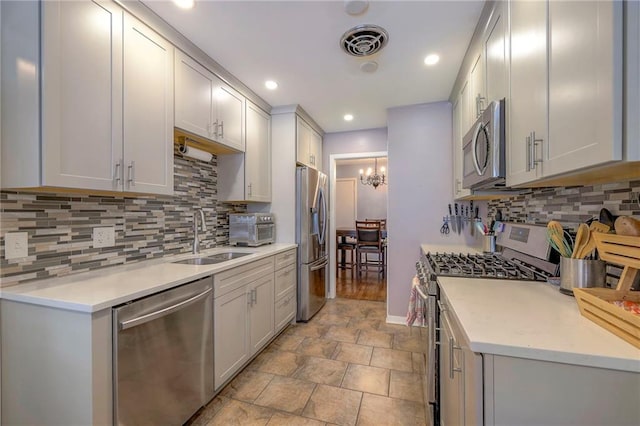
340, 24, 389, 57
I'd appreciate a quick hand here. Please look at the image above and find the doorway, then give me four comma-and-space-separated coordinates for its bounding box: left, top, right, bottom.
330, 153, 388, 302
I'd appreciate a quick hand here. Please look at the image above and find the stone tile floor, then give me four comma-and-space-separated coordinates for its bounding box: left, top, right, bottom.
188, 298, 427, 426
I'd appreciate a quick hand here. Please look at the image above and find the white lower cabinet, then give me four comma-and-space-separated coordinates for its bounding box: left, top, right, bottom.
213, 257, 274, 390
438, 291, 640, 425
274, 249, 297, 333
248, 275, 275, 354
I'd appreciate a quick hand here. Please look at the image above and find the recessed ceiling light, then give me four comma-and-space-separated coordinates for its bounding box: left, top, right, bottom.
344, 114, 354, 121
424, 54, 440, 66
344, 1, 369, 16
265, 80, 278, 90
173, 0, 194, 9
360, 61, 378, 73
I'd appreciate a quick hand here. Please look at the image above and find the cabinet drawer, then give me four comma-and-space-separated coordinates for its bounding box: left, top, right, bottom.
274, 263, 296, 300
275, 289, 296, 332
275, 249, 296, 270
214, 257, 274, 298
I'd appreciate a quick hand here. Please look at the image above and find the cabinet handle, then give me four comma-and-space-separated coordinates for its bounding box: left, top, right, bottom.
526, 135, 532, 172
476, 94, 486, 118
219, 121, 224, 138
113, 160, 122, 187
449, 337, 463, 378
252, 288, 257, 305
127, 161, 135, 186
455, 179, 461, 193
247, 292, 252, 306
531, 131, 543, 168
211, 120, 219, 137
248, 183, 252, 196
437, 300, 447, 312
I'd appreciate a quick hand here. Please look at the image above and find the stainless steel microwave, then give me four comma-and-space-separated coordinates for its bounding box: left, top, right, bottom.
229, 213, 275, 246
462, 99, 506, 190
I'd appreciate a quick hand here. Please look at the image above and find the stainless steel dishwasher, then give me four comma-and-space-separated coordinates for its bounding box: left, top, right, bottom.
113, 277, 214, 425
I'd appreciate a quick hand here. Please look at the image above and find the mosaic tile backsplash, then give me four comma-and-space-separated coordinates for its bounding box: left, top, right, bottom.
487, 180, 640, 227
0, 152, 246, 287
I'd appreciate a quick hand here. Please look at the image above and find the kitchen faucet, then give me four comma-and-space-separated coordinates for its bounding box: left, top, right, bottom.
192, 209, 207, 254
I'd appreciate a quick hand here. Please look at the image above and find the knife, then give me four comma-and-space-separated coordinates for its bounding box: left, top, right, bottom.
449, 204, 456, 233
455, 203, 461, 235
469, 201, 475, 236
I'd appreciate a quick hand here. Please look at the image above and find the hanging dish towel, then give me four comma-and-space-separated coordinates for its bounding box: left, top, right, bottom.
406, 275, 427, 327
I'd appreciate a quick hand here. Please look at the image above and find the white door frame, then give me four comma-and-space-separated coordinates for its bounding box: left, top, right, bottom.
328, 151, 387, 299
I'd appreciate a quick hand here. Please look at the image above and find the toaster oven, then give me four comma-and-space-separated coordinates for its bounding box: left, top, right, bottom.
229, 213, 275, 246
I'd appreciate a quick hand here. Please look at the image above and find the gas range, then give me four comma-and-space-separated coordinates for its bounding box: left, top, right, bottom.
425, 252, 551, 282
420, 222, 560, 284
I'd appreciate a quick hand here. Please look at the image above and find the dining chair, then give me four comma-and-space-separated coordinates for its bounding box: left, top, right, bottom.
355, 220, 385, 278
336, 233, 356, 276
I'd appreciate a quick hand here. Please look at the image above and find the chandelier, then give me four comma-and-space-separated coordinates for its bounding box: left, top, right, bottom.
359, 158, 386, 189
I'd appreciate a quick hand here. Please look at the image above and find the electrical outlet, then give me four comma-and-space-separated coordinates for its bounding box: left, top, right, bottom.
5, 232, 28, 259
93, 227, 115, 248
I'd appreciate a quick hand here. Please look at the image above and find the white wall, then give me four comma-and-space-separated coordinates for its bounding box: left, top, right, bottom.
386, 102, 480, 318
323, 128, 388, 169
336, 161, 388, 221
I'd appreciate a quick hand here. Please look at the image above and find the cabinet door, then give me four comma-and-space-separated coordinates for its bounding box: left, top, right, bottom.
452, 98, 471, 199
506, 0, 548, 187
175, 51, 215, 140
469, 53, 485, 120
214, 77, 245, 152
439, 311, 464, 426
245, 102, 271, 202
123, 14, 174, 195
214, 286, 250, 390
310, 129, 323, 171
485, 8, 507, 103
296, 116, 311, 167
249, 275, 275, 355
460, 80, 472, 134
546, 0, 622, 176
41, 0, 122, 191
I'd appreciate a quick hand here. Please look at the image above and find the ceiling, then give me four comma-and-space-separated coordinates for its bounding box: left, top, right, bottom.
142, 1, 484, 134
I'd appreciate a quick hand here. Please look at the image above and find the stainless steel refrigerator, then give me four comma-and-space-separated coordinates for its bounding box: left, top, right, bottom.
296, 166, 328, 321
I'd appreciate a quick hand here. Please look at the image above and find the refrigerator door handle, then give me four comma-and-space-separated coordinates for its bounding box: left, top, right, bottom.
310, 259, 328, 272
317, 187, 327, 245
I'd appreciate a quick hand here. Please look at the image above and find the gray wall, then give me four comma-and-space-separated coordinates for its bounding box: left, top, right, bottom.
336, 160, 388, 221
387, 102, 479, 318
322, 128, 388, 170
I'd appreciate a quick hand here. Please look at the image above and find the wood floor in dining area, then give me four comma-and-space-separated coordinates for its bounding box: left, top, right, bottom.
336, 269, 386, 302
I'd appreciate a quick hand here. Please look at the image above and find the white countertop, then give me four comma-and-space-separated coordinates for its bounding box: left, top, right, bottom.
0, 244, 297, 313
438, 277, 640, 373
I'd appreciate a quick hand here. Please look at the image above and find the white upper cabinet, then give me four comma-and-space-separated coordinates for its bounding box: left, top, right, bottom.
3, 1, 174, 195
485, 5, 507, 103
175, 51, 245, 152
245, 102, 272, 202
546, 0, 622, 175
123, 14, 174, 195
452, 97, 471, 199
507, 0, 623, 186
218, 101, 271, 202
175, 51, 215, 140
296, 116, 322, 170
215, 82, 245, 151
469, 53, 485, 121
41, 0, 123, 191
506, 0, 547, 187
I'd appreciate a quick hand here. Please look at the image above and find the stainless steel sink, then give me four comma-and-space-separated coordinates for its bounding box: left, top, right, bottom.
173, 252, 251, 265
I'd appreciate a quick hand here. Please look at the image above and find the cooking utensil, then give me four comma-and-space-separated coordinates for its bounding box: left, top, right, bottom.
547, 221, 572, 257
449, 204, 456, 233
440, 217, 450, 234
475, 220, 486, 235
572, 223, 590, 258
469, 202, 475, 236
599, 208, 618, 229
589, 221, 610, 233
455, 203, 461, 235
